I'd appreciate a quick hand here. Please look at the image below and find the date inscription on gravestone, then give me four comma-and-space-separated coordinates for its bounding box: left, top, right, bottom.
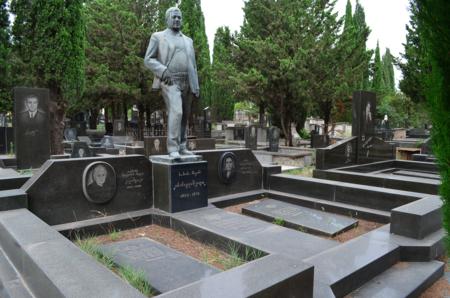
121, 168, 145, 190
171, 163, 207, 201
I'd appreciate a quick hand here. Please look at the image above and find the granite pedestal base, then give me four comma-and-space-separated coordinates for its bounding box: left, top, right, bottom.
151, 155, 208, 213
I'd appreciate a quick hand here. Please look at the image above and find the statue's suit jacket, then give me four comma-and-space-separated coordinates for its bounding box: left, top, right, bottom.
144, 29, 199, 94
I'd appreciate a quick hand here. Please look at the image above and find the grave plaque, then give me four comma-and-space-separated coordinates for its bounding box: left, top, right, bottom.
71, 141, 94, 158
101, 135, 115, 149
14, 87, 50, 169
268, 126, 280, 152
152, 157, 208, 213
101, 238, 219, 293
64, 128, 77, 141
113, 119, 126, 136
245, 125, 258, 150
144, 136, 167, 156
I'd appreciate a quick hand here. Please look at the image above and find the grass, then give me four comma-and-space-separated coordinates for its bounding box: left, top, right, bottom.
218, 242, 265, 270
285, 166, 315, 177
75, 235, 156, 297
273, 217, 285, 226
108, 228, 121, 241
17, 168, 33, 175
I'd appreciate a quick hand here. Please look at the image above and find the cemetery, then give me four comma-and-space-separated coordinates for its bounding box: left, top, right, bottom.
0, 0, 449, 298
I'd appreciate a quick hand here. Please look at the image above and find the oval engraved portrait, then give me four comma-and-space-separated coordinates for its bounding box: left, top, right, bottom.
82, 162, 117, 204
218, 152, 238, 184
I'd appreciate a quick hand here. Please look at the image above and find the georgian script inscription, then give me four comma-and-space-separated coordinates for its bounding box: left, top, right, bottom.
121, 168, 145, 190
120, 243, 165, 261
270, 206, 302, 218
239, 159, 258, 175
172, 165, 207, 201
206, 214, 262, 233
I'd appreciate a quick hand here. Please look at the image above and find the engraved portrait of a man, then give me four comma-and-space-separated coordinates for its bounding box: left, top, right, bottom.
83, 162, 117, 204
153, 138, 161, 153
19, 95, 46, 125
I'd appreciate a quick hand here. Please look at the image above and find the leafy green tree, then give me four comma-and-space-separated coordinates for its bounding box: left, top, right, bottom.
353, 0, 372, 90
0, 0, 12, 113
10, 0, 85, 154
398, 0, 427, 103
210, 26, 236, 121
416, 0, 450, 251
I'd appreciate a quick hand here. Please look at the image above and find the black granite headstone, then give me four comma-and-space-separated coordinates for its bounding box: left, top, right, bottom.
14, 87, 50, 169
268, 127, 280, 152
22, 155, 152, 225
144, 136, 167, 156
64, 128, 77, 141
0, 127, 14, 154
152, 157, 208, 213
186, 138, 216, 151
113, 119, 126, 136
311, 134, 330, 148
217, 152, 238, 184
352, 91, 376, 162
245, 125, 258, 150
101, 135, 115, 149
71, 142, 94, 158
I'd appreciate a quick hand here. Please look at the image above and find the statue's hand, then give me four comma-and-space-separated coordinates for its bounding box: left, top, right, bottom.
162, 70, 173, 85
193, 91, 200, 99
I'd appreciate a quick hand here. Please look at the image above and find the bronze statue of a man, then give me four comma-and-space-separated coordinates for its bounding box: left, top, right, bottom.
144, 7, 200, 159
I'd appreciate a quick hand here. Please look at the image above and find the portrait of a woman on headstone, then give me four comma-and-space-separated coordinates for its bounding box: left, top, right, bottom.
218, 152, 238, 184
82, 162, 117, 204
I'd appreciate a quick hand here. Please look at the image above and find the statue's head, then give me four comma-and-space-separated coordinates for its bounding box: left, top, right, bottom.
166, 7, 182, 31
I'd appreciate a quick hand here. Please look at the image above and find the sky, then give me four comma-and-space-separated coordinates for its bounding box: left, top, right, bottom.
201, 0, 411, 84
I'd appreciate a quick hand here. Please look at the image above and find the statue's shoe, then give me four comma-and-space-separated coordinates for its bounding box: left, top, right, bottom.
179, 149, 194, 156
169, 151, 181, 159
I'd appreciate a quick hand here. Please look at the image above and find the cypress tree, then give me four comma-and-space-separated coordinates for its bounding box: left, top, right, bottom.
382, 48, 395, 92
0, 0, 12, 113
353, 0, 372, 90
371, 41, 385, 93
179, 0, 211, 107
417, 0, 450, 252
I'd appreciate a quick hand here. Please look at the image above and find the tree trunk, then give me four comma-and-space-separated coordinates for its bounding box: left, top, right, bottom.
259, 104, 265, 127
137, 103, 145, 140
89, 108, 98, 129
48, 98, 67, 155
104, 106, 109, 124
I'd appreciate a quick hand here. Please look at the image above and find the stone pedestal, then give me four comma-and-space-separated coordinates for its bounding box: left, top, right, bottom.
151, 155, 208, 213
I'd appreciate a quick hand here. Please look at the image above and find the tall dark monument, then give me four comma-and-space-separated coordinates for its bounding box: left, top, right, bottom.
14, 88, 50, 169
352, 91, 376, 163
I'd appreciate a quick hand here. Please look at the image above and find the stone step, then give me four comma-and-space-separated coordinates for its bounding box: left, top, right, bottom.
100, 238, 220, 294
0, 247, 34, 298
350, 261, 444, 298
242, 199, 358, 237
268, 190, 391, 223
304, 234, 400, 297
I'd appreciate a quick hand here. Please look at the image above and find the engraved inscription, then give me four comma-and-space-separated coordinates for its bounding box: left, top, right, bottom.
121, 168, 145, 190
120, 243, 165, 261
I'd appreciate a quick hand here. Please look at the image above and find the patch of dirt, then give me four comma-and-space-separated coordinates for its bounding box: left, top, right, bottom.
332, 220, 383, 243
224, 199, 383, 242
420, 256, 450, 298
223, 199, 263, 214
95, 225, 233, 271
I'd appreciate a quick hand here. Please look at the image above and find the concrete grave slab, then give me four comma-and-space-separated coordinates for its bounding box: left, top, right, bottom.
101, 238, 219, 293
242, 199, 358, 236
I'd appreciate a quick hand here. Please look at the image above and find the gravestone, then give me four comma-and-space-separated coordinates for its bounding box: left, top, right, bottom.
245, 125, 258, 150
186, 138, 216, 151
311, 134, 330, 148
101, 238, 219, 294
113, 119, 126, 136
242, 199, 358, 237
268, 127, 280, 152
101, 135, 115, 149
22, 155, 152, 225
151, 156, 208, 213
78, 136, 92, 145
71, 142, 94, 158
144, 136, 167, 156
64, 128, 78, 141
199, 149, 262, 198
0, 127, 13, 154
14, 87, 50, 169
352, 91, 376, 162
71, 112, 87, 136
